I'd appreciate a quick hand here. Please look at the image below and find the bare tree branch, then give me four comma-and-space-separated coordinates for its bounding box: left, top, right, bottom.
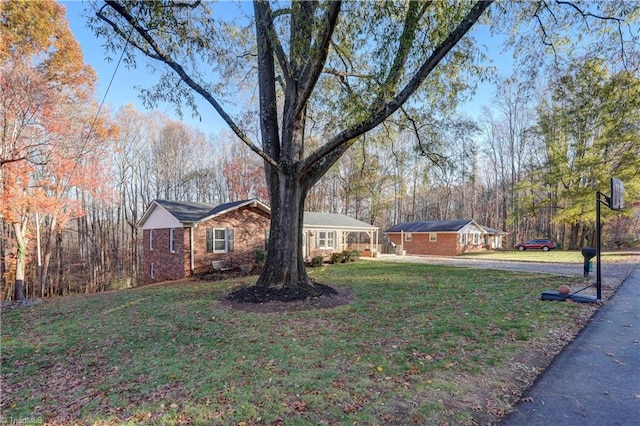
296, 1, 342, 119
300, 1, 494, 182
98, 1, 279, 169
260, 2, 292, 88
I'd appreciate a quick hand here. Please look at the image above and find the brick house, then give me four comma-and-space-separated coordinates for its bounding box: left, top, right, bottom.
386, 219, 506, 256
138, 199, 380, 284
138, 199, 270, 284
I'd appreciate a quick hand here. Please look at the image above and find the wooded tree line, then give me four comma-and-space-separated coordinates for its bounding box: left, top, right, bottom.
1, 1, 638, 300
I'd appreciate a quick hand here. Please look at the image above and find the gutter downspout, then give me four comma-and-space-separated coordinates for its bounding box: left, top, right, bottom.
190, 226, 195, 274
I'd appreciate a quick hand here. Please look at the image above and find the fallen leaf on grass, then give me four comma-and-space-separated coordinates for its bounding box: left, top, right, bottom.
290, 399, 307, 412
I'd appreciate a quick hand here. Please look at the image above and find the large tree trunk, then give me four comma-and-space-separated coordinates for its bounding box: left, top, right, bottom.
12, 220, 27, 301
231, 166, 336, 303
256, 169, 309, 289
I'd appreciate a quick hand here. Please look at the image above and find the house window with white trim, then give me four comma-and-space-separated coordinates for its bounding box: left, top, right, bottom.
461, 233, 467, 245
169, 228, 176, 253
207, 228, 235, 253
405, 233, 412, 242
149, 229, 154, 251
150, 262, 155, 279
317, 231, 335, 249
429, 233, 437, 242
473, 233, 479, 245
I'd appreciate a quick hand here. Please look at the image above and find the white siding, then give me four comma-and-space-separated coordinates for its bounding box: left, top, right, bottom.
141, 205, 183, 230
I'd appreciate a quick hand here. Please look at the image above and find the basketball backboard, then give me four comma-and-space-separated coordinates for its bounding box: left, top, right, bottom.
610, 178, 624, 210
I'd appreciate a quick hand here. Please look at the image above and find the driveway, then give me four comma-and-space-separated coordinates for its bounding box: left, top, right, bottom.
365, 253, 639, 286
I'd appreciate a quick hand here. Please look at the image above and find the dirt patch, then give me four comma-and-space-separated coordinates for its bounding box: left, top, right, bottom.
220, 283, 353, 313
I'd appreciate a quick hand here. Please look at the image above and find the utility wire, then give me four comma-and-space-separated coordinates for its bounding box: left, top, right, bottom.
84, 33, 131, 142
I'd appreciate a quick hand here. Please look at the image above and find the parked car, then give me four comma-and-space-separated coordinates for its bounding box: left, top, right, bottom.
514, 239, 556, 251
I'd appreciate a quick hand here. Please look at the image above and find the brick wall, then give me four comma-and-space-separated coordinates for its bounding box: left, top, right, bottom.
191, 206, 270, 274
142, 228, 185, 284
142, 206, 270, 284
387, 232, 459, 256
388, 232, 495, 256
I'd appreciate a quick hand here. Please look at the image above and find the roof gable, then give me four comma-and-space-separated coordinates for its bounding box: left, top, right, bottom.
139, 203, 184, 230
138, 198, 269, 228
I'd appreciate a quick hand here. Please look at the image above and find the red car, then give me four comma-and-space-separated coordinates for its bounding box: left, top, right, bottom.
514, 239, 556, 251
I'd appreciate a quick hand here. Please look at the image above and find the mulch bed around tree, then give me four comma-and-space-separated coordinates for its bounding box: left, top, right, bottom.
220, 283, 353, 313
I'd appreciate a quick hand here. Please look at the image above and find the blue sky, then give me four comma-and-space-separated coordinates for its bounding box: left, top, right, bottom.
61, 1, 509, 137
63, 1, 229, 136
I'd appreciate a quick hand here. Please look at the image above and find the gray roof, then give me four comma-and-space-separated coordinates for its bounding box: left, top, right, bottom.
303, 212, 377, 230
147, 199, 267, 224
386, 220, 474, 233
142, 199, 377, 230
154, 199, 247, 223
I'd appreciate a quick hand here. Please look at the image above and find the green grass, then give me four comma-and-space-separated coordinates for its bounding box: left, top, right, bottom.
458, 249, 634, 263
1, 262, 598, 425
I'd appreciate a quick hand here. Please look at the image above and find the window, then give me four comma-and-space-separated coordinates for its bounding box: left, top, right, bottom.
473, 233, 479, 245
150, 263, 155, 279
405, 233, 412, 242
207, 228, 235, 253
169, 228, 176, 253
429, 233, 437, 242
149, 229, 154, 251
461, 233, 467, 245
317, 231, 335, 249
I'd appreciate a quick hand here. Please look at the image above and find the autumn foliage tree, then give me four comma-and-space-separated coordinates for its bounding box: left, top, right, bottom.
1, 0, 114, 300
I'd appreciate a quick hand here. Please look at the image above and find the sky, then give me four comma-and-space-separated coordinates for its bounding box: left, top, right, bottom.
61, 1, 511, 138
62, 0, 230, 137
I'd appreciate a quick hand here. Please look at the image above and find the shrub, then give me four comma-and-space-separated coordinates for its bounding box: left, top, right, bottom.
310, 255, 324, 267
341, 250, 361, 262
330, 252, 345, 264
255, 249, 266, 264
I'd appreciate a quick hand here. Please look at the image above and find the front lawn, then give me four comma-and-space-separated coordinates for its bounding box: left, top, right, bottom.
1, 262, 597, 425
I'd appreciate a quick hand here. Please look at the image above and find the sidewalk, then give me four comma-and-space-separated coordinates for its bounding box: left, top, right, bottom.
501, 266, 640, 426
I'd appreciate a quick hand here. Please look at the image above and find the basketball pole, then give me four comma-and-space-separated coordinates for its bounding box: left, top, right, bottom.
596, 191, 604, 300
